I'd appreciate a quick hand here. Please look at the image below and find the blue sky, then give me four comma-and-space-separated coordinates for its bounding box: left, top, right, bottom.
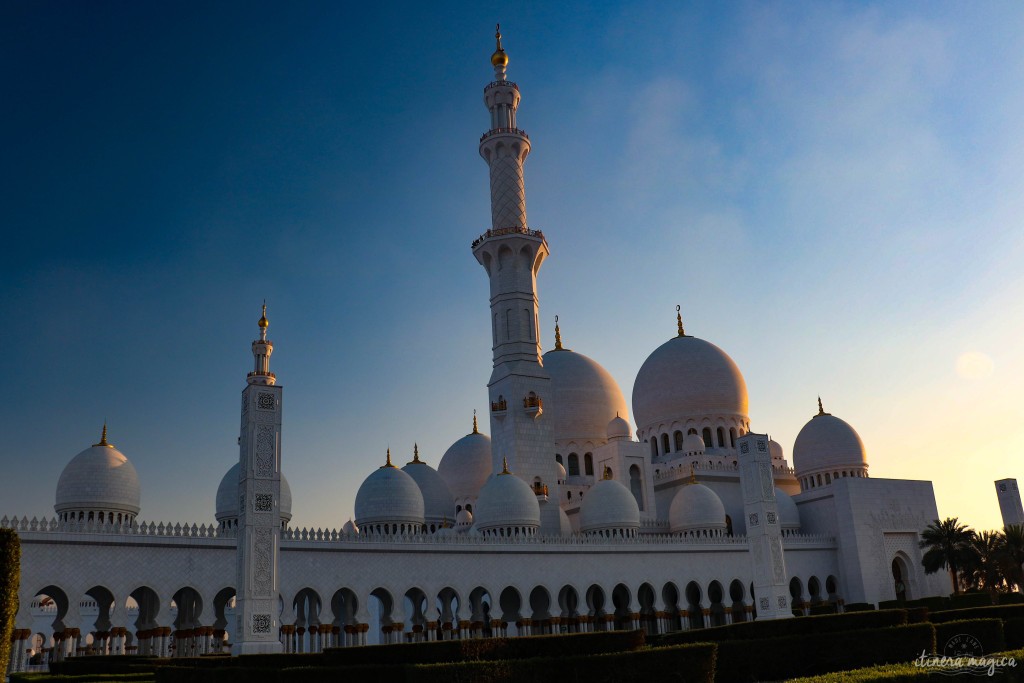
4, 1, 1023, 531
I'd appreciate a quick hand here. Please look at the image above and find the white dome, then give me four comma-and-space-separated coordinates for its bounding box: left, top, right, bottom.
579, 478, 640, 534
55, 437, 141, 518
215, 462, 292, 525
769, 439, 785, 462
402, 451, 455, 527
668, 482, 727, 534
438, 429, 492, 502
543, 348, 629, 444
555, 460, 567, 481
455, 508, 474, 527
473, 470, 540, 533
606, 415, 632, 440
342, 519, 358, 535
775, 488, 800, 531
792, 411, 867, 477
354, 459, 425, 530
682, 433, 706, 456
632, 335, 748, 430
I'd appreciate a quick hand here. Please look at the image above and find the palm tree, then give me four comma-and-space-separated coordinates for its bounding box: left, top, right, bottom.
1001, 524, 1024, 592
966, 530, 1005, 597
920, 518, 976, 595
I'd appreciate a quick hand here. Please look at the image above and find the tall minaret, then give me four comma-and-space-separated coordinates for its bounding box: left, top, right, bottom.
233, 303, 284, 654
472, 26, 560, 533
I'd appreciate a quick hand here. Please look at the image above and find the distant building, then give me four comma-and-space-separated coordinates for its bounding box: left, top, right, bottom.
995, 479, 1024, 527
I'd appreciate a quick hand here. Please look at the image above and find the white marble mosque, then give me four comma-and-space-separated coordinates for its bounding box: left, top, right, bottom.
3, 28, 950, 673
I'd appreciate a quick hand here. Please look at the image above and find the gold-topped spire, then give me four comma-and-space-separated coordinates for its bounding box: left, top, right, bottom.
408, 443, 423, 465
676, 305, 686, 337
815, 396, 831, 417
258, 300, 269, 330
554, 315, 562, 350
383, 447, 395, 468
472, 409, 479, 434
491, 23, 508, 68
93, 423, 113, 448
500, 456, 511, 475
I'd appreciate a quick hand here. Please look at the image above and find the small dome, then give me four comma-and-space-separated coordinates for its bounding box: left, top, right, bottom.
792, 410, 868, 477
682, 433, 706, 456
342, 519, 358, 535
456, 508, 474, 528
606, 414, 632, 440
632, 336, 748, 431
474, 469, 540, 533
775, 488, 800, 531
668, 483, 726, 534
438, 429, 492, 502
579, 478, 640, 535
354, 458, 425, 531
402, 449, 455, 527
215, 462, 292, 525
555, 460, 567, 482
769, 439, 785, 462
55, 433, 141, 518
543, 349, 629, 445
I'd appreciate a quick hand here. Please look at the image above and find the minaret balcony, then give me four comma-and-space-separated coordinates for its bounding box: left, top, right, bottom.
471, 226, 546, 249
479, 127, 529, 143
484, 80, 519, 93
491, 398, 507, 420
532, 482, 549, 501
523, 395, 543, 417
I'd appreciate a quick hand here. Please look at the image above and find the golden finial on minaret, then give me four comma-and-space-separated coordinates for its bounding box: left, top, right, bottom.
472, 409, 479, 434
93, 423, 113, 448
554, 315, 563, 350
676, 305, 686, 337
815, 396, 830, 417
491, 23, 508, 68
500, 456, 511, 475
383, 447, 395, 468
258, 300, 269, 330
411, 443, 422, 464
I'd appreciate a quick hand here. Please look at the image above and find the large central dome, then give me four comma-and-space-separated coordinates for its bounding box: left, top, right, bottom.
632, 335, 748, 430
543, 347, 628, 445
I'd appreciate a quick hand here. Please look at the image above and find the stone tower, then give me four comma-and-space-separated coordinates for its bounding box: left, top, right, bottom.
232, 303, 284, 654
472, 26, 560, 533
996, 479, 1024, 527
737, 431, 792, 620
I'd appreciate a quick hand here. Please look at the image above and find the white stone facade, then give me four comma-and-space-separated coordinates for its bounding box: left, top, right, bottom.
3, 29, 951, 674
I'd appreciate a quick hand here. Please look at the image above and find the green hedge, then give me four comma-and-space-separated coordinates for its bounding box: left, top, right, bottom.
279, 642, 716, 683
947, 593, 996, 610
1005, 618, 1024, 648
933, 618, 1005, 654
10, 675, 155, 683
322, 629, 646, 666
711, 623, 935, 682
929, 604, 1024, 624
998, 593, 1024, 605
904, 607, 929, 624
155, 666, 286, 683
651, 609, 908, 646
0, 528, 21, 675
787, 646, 1024, 682
844, 603, 875, 612
49, 657, 162, 675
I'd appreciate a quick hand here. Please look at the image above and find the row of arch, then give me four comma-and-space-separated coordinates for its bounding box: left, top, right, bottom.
648, 427, 739, 458
58, 511, 136, 525
19, 573, 845, 657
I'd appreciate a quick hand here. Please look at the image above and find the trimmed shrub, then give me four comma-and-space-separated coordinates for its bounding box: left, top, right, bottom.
877, 600, 901, 611
905, 596, 949, 612
905, 607, 929, 624
787, 646, 1024, 682
999, 593, 1024, 605
946, 593, 995, 610
929, 604, 1024, 624
10, 675, 154, 683
711, 623, 935, 682
322, 628, 645, 667
0, 528, 21, 675
652, 609, 908, 646
844, 603, 875, 612
1005, 618, 1024, 648
279, 664, 406, 683
155, 665, 283, 683
49, 657, 162, 675
933, 618, 1005, 654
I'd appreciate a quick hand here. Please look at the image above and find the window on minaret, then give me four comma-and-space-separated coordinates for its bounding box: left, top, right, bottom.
568, 453, 580, 476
